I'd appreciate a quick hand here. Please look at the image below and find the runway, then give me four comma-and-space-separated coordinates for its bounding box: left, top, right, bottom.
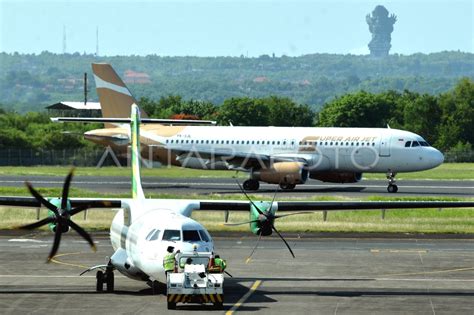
0, 175, 473, 198
0, 232, 473, 314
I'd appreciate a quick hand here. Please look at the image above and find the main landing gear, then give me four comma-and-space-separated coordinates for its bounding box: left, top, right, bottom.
96, 263, 115, 293
386, 171, 398, 193
243, 179, 259, 191
279, 183, 296, 190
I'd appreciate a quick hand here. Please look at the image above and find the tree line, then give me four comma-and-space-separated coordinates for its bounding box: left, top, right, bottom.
0, 78, 472, 159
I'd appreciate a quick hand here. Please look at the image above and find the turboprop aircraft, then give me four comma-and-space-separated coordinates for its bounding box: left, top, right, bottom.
53, 63, 445, 193
3, 104, 473, 296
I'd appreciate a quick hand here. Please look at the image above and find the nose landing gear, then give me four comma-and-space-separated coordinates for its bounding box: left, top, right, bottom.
386, 171, 398, 193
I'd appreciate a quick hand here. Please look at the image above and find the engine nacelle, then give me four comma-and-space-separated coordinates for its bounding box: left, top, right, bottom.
310, 172, 362, 183
252, 162, 308, 185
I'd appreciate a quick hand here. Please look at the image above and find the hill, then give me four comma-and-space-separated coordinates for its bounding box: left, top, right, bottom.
0, 51, 473, 112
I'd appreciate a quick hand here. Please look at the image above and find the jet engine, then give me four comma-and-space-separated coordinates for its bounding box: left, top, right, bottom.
310, 172, 362, 183
252, 162, 308, 184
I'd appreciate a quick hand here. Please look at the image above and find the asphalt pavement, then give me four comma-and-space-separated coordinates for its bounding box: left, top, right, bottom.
0, 232, 473, 314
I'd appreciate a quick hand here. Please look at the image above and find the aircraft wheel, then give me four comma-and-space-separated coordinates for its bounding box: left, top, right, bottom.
106, 271, 114, 292
96, 270, 104, 292
167, 301, 176, 310
279, 183, 296, 190
243, 179, 259, 191
387, 184, 398, 193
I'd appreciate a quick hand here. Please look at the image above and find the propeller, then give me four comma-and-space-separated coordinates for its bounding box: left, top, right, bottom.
20, 169, 96, 262
230, 179, 313, 260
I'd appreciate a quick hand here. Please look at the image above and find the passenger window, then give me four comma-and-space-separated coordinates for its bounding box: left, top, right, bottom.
412, 141, 420, 147
198, 230, 210, 242
183, 230, 201, 242
162, 230, 181, 241
405, 141, 411, 147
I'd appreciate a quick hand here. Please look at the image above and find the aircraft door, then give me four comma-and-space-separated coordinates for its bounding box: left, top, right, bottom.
379, 135, 391, 157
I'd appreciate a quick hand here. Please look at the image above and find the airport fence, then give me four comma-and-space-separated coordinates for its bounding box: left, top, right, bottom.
0, 148, 124, 167
0, 147, 473, 166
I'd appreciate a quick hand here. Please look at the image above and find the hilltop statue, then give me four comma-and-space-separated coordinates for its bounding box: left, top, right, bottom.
366, 5, 397, 57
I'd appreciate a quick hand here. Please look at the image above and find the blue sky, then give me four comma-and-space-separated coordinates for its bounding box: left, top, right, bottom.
1, 0, 472, 56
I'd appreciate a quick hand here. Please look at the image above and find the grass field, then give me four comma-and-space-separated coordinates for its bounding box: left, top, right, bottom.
0, 163, 473, 180
0, 185, 472, 233
0, 163, 472, 233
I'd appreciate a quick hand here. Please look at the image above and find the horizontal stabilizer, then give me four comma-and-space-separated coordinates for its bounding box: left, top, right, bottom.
51, 117, 216, 125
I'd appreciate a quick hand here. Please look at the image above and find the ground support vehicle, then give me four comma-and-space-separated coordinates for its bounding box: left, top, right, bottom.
166, 252, 224, 310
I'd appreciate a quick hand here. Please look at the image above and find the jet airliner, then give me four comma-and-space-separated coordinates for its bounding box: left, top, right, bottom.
55, 63, 444, 193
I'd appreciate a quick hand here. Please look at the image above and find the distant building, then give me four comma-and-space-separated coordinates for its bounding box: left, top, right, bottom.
123, 70, 151, 84
46, 101, 101, 117
253, 76, 269, 83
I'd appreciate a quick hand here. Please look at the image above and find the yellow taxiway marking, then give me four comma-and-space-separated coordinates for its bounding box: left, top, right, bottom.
49, 252, 89, 269
226, 280, 262, 315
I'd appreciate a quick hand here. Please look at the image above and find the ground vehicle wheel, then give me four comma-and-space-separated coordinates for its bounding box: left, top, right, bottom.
243, 179, 259, 191
167, 301, 176, 310
279, 183, 296, 190
106, 271, 114, 292
387, 184, 398, 193
214, 302, 224, 310
96, 270, 104, 292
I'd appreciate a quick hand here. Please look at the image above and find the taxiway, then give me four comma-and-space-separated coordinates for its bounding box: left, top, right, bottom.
0, 232, 473, 314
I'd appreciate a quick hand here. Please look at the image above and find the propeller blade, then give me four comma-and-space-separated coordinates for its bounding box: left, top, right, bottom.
25, 182, 58, 215
68, 219, 96, 252
275, 211, 314, 219
224, 219, 260, 226
272, 225, 295, 258
47, 220, 63, 262
18, 217, 54, 230
246, 231, 263, 264
61, 168, 75, 210
69, 204, 90, 216
235, 179, 266, 216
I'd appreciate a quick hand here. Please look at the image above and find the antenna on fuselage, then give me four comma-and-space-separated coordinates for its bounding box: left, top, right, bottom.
387, 124, 391, 129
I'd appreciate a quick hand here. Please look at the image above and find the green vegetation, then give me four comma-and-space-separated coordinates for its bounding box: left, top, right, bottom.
1, 51, 473, 111
0, 163, 472, 180
0, 185, 472, 233
1, 78, 472, 164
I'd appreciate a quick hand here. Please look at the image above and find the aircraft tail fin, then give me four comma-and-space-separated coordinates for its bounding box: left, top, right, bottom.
92, 63, 148, 128
130, 103, 145, 200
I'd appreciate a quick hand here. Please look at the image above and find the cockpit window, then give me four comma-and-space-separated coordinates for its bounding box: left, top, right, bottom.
162, 229, 181, 241
145, 229, 156, 240
419, 141, 429, 147
183, 230, 201, 242
405, 141, 411, 147
198, 230, 210, 242
147, 229, 160, 241
412, 141, 420, 147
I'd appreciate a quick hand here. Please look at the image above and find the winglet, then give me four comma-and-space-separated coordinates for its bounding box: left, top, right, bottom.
130, 104, 145, 200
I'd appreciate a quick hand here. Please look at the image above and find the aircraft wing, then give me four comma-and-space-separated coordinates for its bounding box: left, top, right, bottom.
0, 197, 122, 209
198, 200, 474, 211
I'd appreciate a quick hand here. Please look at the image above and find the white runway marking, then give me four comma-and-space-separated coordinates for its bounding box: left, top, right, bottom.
8, 239, 44, 243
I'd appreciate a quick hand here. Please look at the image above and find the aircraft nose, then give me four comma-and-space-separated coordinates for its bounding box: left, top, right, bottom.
430, 149, 444, 167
